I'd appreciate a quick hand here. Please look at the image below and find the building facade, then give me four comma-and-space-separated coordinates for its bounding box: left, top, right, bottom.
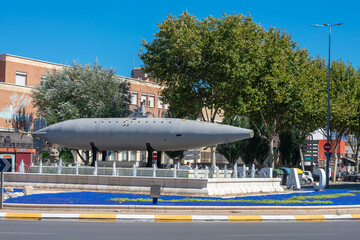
0, 54, 170, 169
307, 130, 357, 174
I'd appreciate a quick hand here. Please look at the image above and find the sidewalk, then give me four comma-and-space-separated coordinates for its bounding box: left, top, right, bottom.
1, 211, 360, 222
1, 182, 360, 222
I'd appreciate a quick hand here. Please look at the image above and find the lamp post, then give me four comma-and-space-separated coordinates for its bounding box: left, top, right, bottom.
310, 23, 344, 188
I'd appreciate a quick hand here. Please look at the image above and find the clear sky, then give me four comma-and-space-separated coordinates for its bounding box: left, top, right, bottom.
1, 0, 359, 77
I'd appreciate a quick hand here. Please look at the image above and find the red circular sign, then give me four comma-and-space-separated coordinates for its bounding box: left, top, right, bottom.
324, 143, 332, 152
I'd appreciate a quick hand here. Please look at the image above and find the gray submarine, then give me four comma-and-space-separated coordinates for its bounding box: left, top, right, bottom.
32, 104, 253, 166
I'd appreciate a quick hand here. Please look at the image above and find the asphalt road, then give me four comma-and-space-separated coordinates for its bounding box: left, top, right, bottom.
0, 220, 358, 240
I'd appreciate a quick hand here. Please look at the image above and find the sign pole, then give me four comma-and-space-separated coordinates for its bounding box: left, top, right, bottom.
0, 172, 3, 209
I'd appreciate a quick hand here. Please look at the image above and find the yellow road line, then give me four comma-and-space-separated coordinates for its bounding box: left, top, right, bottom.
79, 214, 117, 221
228, 215, 263, 222
351, 214, 360, 220
155, 215, 192, 222
294, 215, 326, 221
5, 213, 42, 220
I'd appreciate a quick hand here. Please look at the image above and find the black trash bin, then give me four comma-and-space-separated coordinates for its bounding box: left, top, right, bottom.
282, 173, 288, 185
273, 169, 285, 184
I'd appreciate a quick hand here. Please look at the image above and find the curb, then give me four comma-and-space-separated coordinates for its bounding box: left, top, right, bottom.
1, 213, 360, 222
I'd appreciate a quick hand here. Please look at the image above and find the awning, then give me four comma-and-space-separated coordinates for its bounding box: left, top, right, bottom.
341, 157, 356, 163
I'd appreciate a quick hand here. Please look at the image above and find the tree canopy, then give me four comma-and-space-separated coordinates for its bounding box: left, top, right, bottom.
217, 117, 269, 165
140, 11, 324, 168
140, 11, 264, 122
325, 60, 360, 178
32, 61, 131, 125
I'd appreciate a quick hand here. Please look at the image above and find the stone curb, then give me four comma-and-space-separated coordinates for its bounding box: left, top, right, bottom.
0, 213, 359, 222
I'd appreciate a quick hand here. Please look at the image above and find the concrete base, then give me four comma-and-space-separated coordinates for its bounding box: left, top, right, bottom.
4, 173, 283, 196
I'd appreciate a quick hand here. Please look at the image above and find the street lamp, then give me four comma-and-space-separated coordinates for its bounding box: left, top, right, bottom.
310, 23, 344, 188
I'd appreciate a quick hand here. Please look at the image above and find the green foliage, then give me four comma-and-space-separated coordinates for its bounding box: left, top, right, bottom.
42, 151, 49, 160
32, 61, 131, 125
109, 192, 355, 205
279, 130, 301, 166
290, 193, 355, 200
140, 11, 360, 171
217, 117, 249, 164
109, 197, 332, 204
324, 60, 360, 177
332, 61, 360, 172
59, 149, 74, 165
140, 11, 321, 168
166, 105, 199, 120
140, 11, 265, 122
217, 117, 269, 164
165, 150, 184, 160
240, 125, 269, 165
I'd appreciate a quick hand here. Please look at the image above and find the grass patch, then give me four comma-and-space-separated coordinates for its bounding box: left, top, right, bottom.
108, 193, 357, 205
109, 197, 332, 204
349, 191, 360, 193
290, 193, 355, 201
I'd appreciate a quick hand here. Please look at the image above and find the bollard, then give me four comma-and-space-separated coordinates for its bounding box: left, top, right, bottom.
150, 185, 161, 205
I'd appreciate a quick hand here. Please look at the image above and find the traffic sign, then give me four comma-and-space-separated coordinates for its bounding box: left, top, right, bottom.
324, 143, 332, 152
0, 158, 11, 172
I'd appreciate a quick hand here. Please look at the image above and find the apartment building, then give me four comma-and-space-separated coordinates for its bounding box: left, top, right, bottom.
0, 54, 169, 169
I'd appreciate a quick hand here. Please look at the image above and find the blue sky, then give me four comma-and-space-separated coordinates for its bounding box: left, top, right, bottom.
1, 0, 359, 77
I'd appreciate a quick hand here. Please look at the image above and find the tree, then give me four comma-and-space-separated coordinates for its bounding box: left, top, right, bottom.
140, 11, 265, 122
140, 11, 322, 169
279, 130, 301, 166
217, 117, 269, 165
348, 67, 360, 172
335, 63, 360, 173
286, 56, 328, 171
32, 61, 131, 125
140, 11, 267, 166
32, 61, 132, 165
217, 117, 249, 165
227, 28, 319, 169
320, 60, 359, 181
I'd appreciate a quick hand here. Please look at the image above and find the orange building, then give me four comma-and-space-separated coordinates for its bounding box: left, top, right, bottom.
318, 139, 346, 161
316, 139, 350, 174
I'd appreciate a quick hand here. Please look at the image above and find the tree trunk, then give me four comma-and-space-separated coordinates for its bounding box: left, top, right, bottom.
211, 145, 216, 167
85, 151, 90, 165
355, 144, 360, 173
156, 151, 162, 168
269, 136, 275, 168
76, 150, 88, 165
333, 145, 339, 182
299, 144, 305, 171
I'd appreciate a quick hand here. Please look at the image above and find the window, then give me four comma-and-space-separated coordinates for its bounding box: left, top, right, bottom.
157, 97, 163, 109
122, 151, 128, 161
15, 72, 27, 86
140, 151, 146, 162
40, 75, 47, 88
164, 103, 169, 109
141, 94, 147, 106
148, 95, 155, 108
130, 151, 136, 161
131, 92, 138, 105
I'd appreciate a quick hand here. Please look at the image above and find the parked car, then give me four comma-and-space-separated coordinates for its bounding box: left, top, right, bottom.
342, 171, 356, 182
302, 171, 314, 185
348, 172, 360, 182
